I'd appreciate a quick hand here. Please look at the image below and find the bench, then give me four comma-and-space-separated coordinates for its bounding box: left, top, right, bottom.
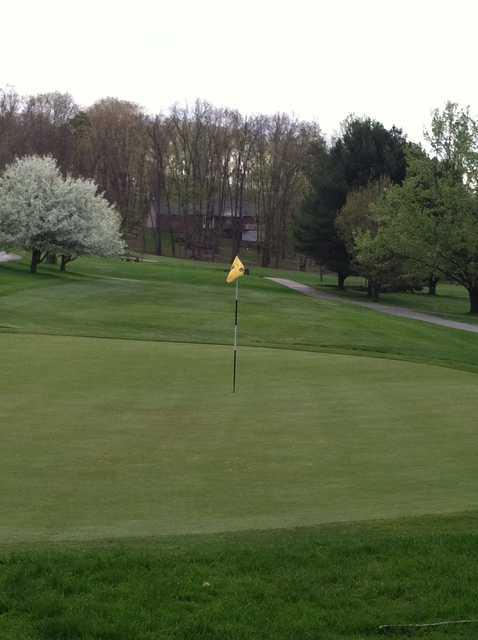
120, 255, 144, 263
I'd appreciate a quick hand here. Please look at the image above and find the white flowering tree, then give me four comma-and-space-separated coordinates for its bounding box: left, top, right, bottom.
0, 156, 125, 273
53, 175, 125, 271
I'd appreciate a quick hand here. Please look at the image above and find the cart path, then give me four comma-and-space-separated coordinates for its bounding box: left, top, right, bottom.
266, 277, 478, 335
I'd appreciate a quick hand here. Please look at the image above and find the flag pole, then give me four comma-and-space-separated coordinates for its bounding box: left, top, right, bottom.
226, 255, 245, 393
233, 279, 239, 393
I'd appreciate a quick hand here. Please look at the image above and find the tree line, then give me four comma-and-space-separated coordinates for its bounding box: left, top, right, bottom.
0, 87, 321, 266
295, 102, 478, 314
3, 87, 478, 313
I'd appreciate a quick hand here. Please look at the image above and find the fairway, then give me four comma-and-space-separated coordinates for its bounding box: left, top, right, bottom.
2, 332, 478, 543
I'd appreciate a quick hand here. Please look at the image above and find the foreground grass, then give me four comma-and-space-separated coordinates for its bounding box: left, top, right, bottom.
2, 512, 478, 639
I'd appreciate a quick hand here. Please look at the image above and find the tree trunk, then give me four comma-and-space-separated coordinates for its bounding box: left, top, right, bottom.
338, 272, 346, 290
60, 255, 69, 272
367, 280, 380, 300
428, 276, 439, 296
152, 211, 162, 256
298, 256, 307, 272
46, 252, 57, 265
30, 249, 42, 274
169, 230, 176, 257
155, 230, 162, 256
231, 218, 242, 260
468, 286, 478, 314
261, 244, 271, 268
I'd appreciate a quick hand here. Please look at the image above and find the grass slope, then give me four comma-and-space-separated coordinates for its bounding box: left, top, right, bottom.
2, 513, 478, 639
317, 274, 478, 324
1, 257, 478, 372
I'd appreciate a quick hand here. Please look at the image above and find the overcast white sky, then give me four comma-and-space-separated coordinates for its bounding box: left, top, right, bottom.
2, 0, 477, 142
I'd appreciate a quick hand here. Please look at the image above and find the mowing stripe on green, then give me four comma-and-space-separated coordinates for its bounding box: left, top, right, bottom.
2, 334, 478, 543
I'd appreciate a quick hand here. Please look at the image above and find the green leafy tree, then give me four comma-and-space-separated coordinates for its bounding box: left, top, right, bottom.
295, 117, 407, 288
372, 152, 478, 312
336, 178, 400, 297
295, 140, 350, 286
353, 105, 478, 309
426, 101, 478, 183
354, 228, 405, 300
336, 177, 390, 253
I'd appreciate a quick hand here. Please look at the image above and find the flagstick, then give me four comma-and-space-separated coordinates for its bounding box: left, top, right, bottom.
233, 279, 239, 393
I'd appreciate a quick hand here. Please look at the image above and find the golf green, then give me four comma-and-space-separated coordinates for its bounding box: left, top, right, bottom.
2, 333, 478, 544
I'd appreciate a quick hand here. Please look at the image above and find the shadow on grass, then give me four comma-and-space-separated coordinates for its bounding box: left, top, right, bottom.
324, 283, 467, 305
0, 261, 108, 284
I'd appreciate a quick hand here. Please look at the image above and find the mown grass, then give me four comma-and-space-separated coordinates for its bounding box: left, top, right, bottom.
1, 257, 478, 373
3, 334, 478, 544
2, 512, 478, 639
2, 254, 478, 638
318, 274, 478, 323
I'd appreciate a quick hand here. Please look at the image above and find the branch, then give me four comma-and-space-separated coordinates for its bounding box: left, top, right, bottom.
379, 619, 478, 632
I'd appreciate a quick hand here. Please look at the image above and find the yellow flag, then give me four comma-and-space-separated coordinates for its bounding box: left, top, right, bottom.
226, 256, 246, 284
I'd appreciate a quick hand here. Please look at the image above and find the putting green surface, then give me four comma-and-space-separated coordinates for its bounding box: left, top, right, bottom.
2, 333, 478, 543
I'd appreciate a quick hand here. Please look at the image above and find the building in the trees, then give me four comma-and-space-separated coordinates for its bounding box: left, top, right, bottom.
146, 202, 258, 243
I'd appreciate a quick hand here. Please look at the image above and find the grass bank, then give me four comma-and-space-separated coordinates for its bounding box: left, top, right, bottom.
2, 512, 478, 639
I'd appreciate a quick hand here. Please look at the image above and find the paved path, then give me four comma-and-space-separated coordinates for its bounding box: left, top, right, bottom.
266, 277, 478, 335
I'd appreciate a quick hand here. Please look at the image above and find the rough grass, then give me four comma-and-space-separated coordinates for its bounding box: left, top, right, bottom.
2, 512, 478, 639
